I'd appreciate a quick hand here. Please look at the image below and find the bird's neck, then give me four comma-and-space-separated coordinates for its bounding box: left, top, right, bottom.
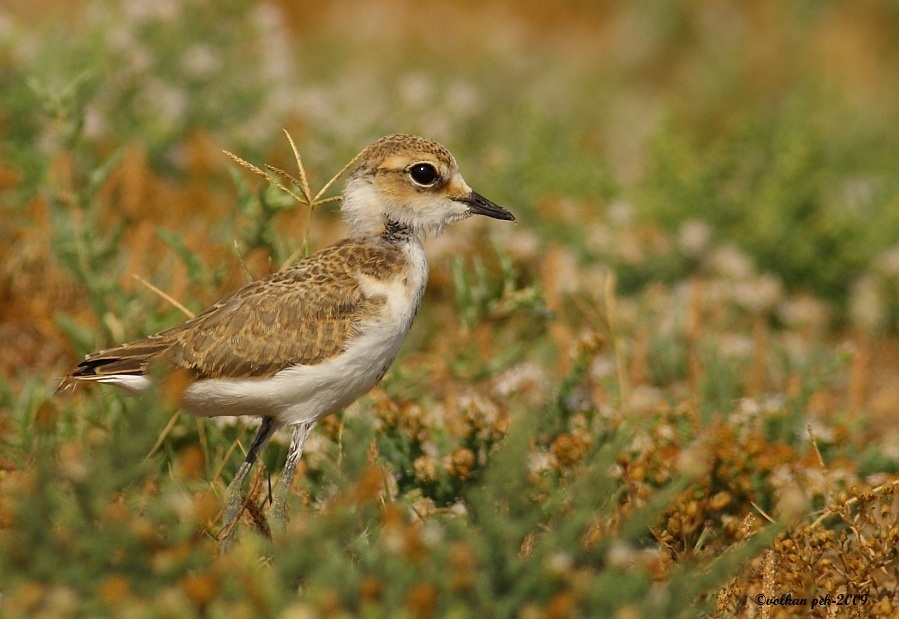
379, 218, 415, 244
343, 178, 419, 242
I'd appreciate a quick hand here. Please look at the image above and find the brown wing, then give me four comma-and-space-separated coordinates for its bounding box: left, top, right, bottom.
71, 238, 408, 381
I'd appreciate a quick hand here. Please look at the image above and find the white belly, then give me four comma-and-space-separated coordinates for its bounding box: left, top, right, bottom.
179, 239, 428, 425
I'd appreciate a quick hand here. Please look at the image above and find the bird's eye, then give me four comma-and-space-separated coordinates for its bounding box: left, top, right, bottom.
409, 163, 439, 186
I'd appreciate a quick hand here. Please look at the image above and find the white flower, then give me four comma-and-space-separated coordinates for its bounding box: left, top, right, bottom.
875, 245, 899, 277
849, 275, 886, 333
677, 219, 712, 256
183, 44, 221, 78
707, 244, 754, 279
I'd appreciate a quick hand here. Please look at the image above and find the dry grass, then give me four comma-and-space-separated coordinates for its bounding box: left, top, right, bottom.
2, 1, 899, 617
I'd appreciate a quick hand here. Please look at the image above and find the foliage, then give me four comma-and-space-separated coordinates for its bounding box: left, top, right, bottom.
2, 1, 899, 618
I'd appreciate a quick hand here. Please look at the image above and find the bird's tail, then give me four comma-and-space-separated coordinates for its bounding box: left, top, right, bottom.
58, 337, 172, 395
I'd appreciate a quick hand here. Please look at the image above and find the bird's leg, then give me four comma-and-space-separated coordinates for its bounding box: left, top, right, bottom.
220, 417, 279, 547
270, 421, 315, 531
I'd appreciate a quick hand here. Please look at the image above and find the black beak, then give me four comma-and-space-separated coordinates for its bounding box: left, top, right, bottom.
459, 191, 516, 222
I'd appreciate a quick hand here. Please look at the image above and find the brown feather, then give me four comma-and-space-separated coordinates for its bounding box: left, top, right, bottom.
71, 237, 410, 381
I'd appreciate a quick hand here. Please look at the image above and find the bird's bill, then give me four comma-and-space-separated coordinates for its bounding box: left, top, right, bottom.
459, 191, 516, 221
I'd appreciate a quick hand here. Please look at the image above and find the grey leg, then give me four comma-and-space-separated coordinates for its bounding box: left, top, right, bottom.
270, 421, 315, 530
220, 417, 279, 547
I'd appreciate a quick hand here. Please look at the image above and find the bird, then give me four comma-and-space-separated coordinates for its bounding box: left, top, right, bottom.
61, 133, 516, 545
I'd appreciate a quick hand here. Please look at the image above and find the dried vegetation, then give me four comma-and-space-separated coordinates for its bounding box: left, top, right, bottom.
2, 1, 899, 617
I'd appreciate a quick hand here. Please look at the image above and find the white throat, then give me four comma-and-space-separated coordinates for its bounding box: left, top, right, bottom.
341, 176, 471, 239
341, 178, 386, 238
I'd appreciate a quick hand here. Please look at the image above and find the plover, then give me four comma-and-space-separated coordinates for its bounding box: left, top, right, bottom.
62, 133, 515, 543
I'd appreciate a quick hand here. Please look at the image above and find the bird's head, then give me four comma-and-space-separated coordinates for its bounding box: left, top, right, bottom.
341, 134, 515, 239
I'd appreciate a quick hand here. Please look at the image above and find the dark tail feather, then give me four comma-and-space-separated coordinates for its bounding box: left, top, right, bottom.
72, 338, 171, 378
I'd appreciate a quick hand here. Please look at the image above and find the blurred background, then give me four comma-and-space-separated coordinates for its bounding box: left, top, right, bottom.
3, 2, 899, 614
4, 0, 899, 406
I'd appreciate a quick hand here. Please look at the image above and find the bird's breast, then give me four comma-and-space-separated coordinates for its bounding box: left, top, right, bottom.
355, 238, 428, 331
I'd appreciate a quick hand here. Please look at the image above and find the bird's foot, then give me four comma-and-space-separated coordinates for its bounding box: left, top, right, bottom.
269, 491, 289, 533
218, 461, 253, 550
